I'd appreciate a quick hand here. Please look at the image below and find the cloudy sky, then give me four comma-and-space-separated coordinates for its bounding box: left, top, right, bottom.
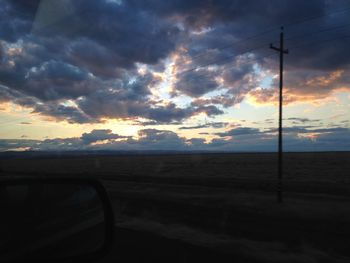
0, 0, 349, 152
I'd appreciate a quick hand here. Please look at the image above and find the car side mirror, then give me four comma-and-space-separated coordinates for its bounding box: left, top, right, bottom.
0, 176, 114, 263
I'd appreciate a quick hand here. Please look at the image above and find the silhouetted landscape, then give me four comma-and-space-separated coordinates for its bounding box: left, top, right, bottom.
2, 151, 350, 262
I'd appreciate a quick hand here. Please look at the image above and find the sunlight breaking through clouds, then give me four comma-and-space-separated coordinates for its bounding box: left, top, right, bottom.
0, 0, 350, 151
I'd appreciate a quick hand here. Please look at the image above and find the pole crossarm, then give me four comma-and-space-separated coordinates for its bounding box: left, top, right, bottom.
270, 44, 289, 54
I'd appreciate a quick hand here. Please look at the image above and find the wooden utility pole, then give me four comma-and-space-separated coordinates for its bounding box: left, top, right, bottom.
270, 27, 288, 203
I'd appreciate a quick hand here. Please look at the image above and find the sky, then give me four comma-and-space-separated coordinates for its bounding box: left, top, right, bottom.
0, 0, 349, 152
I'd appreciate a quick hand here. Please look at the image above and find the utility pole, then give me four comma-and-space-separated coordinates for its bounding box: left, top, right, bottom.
270, 27, 288, 203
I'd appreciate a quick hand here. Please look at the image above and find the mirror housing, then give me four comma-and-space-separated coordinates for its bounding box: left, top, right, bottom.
0, 176, 114, 263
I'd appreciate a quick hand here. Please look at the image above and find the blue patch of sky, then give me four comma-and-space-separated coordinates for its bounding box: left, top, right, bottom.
253, 63, 274, 89
170, 94, 193, 108
260, 75, 273, 89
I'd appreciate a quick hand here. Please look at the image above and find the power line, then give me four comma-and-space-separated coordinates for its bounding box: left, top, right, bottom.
177, 42, 270, 76
279, 22, 350, 44
177, 26, 350, 78
179, 31, 350, 87
288, 32, 350, 50
185, 5, 350, 64
176, 5, 350, 77
191, 52, 275, 79
30, 2, 350, 82
284, 5, 350, 29
189, 28, 277, 61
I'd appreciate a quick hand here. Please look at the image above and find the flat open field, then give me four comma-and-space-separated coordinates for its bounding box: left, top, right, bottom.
2, 152, 350, 182
2, 152, 350, 262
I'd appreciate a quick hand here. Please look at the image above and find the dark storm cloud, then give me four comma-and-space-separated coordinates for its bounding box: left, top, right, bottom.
129, 0, 326, 30
211, 0, 350, 72
33, 103, 94, 124
78, 83, 223, 123
0, 38, 97, 101
1, 0, 350, 125
197, 105, 224, 116
175, 69, 218, 97
215, 61, 260, 107
43, 0, 181, 78
67, 39, 128, 79
176, 53, 260, 106
1, 0, 178, 78
2, 61, 223, 124
80, 95, 203, 123
23, 60, 96, 100
0, 84, 39, 107
159, 0, 324, 61
0, 85, 94, 123
170, 0, 350, 102
0, 0, 38, 42
222, 63, 256, 85
0, 0, 183, 123
144, 103, 194, 123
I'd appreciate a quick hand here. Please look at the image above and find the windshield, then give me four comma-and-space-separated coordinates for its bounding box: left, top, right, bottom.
1, 0, 350, 262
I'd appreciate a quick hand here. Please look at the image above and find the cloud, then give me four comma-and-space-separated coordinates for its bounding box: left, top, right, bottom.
179, 122, 228, 130
81, 129, 130, 144
175, 69, 218, 97
249, 69, 350, 106
1, 126, 350, 152
134, 120, 182, 126
0, 85, 93, 124
0, 139, 40, 152
1, 0, 350, 125
0, 0, 183, 123
170, 0, 350, 106
78, 90, 223, 123
22, 60, 96, 101
286, 118, 321, 124
215, 127, 261, 137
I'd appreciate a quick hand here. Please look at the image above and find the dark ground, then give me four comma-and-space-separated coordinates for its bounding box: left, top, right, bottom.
2, 152, 350, 183
1, 152, 350, 262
